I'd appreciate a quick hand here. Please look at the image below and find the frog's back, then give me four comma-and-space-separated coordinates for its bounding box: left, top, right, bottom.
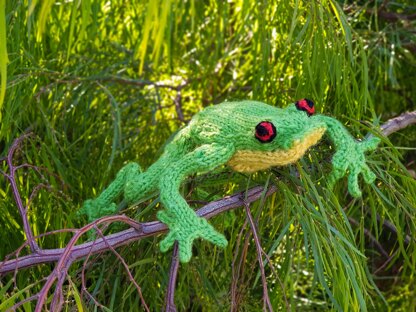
195, 100, 282, 122
187, 100, 284, 145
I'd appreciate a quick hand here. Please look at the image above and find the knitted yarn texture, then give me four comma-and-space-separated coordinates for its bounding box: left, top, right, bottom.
78, 100, 380, 262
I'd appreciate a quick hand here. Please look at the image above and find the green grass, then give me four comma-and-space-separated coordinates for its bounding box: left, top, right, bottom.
0, 0, 415, 311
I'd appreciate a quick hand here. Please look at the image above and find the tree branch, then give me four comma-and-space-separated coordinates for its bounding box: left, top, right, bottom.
1, 110, 415, 275
1, 109, 415, 311
164, 242, 180, 312
3, 133, 40, 253
380, 111, 416, 136
0, 185, 276, 275
243, 200, 273, 312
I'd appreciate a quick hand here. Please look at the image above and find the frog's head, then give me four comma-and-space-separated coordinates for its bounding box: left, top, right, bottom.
228, 99, 327, 173
255, 98, 325, 148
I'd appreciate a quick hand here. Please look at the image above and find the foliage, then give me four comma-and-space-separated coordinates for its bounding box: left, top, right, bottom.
0, 0, 415, 311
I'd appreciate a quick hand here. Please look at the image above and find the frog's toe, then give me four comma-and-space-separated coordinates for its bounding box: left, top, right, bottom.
78, 199, 117, 223
362, 164, 376, 184
328, 167, 345, 190
160, 230, 178, 253
77, 199, 98, 220
157, 210, 176, 225
361, 137, 380, 152
206, 232, 228, 248
201, 223, 228, 248
178, 239, 194, 263
347, 167, 362, 198
159, 229, 195, 262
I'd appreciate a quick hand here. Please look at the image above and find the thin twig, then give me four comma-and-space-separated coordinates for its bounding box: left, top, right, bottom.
165, 242, 180, 312
374, 250, 399, 275
348, 217, 390, 258
368, 110, 416, 138
173, 90, 185, 122
1, 109, 416, 311
26, 183, 53, 209
261, 250, 290, 311
243, 200, 273, 312
7, 295, 39, 312
0, 186, 276, 274
375, 215, 413, 245
34, 215, 145, 312
81, 237, 106, 309
5, 134, 39, 252
94, 225, 150, 312
230, 218, 249, 311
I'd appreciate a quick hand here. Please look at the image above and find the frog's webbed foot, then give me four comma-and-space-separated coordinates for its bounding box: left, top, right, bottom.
78, 162, 142, 222
157, 210, 228, 263
77, 199, 118, 223
328, 137, 380, 197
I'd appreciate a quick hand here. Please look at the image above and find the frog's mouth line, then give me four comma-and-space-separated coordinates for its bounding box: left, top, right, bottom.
227, 128, 326, 173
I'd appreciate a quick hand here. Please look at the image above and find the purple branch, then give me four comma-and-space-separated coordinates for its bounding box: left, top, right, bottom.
5, 133, 39, 253
2, 110, 414, 310
231, 218, 250, 311
93, 225, 150, 312
81, 239, 106, 309
7, 294, 39, 312
0, 186, 276, 275
34, 215, 145, 311
368, 110, 416, 138
164, 242, 179, 312
243, 201, 273, 312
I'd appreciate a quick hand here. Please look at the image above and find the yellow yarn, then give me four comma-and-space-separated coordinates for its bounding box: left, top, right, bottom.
80, 99, 380, 263
227, 128, 326, 172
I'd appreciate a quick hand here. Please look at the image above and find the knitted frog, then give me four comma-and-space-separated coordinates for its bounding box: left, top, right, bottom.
79, 99, 380, 262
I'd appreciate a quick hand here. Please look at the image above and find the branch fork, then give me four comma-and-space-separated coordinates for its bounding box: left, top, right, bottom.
1, 110, 415, 311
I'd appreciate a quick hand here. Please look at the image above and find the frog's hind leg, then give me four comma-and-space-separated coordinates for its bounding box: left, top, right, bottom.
124, 131, 196, 205
123, 160, 165, 204
79, 162, 142, 222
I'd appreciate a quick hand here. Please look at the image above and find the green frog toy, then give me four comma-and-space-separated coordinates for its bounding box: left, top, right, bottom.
78, 99, 379, 262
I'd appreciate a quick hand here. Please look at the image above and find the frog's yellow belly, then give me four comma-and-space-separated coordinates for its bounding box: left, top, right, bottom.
227, 128, 326, 173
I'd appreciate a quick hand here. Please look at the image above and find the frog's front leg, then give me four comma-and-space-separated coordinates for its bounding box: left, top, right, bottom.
157, 143, 235, 262
318, 116, 380, 197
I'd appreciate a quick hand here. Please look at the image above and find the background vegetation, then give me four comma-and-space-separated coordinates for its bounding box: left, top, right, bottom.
0, 0, 415, 310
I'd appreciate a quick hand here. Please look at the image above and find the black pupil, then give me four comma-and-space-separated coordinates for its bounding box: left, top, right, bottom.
257, 125, 270, 136
295, 98, 315, 116
255, 121, 276, 143
306, 99, 314, 108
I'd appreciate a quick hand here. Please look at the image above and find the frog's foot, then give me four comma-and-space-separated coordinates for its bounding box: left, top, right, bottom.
157, 210, 228, 262
77, 198, 117, 223
328, 137, 380, 197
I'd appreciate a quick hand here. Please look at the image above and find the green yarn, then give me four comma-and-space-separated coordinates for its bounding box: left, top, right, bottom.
78, 162, 142, 222
318, 116, 380, 197
79, 100, 379, 262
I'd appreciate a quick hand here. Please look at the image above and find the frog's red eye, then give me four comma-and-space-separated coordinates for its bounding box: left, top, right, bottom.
255, 121, 276, 143
295, 98, 315, 116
